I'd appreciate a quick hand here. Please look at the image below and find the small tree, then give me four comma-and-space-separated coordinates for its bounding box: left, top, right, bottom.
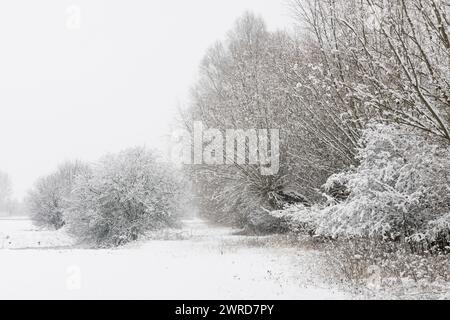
28, 161, 90, 229
0, 171, 12, 214
66, 148, 184, 247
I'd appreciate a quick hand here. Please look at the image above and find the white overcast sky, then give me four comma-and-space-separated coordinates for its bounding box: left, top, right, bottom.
0, 0, 292, 199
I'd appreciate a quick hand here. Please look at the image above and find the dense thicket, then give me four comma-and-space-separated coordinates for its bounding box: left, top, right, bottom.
274, 124, 450, 251
185, 12, 361, 229
184, 0, 450, 239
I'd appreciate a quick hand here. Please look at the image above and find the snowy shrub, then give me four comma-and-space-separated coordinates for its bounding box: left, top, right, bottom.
271, 204, 319, 237
426, 213, 450, 253
272, 124, 450, 296
276, 124, 450, 251
322, 125, 449, 248
28, 161, 90, 230
66, 148, 184, 247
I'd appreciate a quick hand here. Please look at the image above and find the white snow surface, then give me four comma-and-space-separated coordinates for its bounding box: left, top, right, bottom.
0, 218, 350, 300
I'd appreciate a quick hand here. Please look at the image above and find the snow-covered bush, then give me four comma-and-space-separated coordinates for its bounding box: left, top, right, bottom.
271, 204, 319, 237
28, 161, 90, 230
272, 124, 450, 295
276, 124, 450, 251
324, 124, 449, 247
66, 148, 184, 247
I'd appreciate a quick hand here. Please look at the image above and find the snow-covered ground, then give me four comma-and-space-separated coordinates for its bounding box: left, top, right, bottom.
0, 218, 350, 300
0, 217, 75, 250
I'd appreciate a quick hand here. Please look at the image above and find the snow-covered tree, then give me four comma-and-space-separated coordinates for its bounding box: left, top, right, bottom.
185, 12, 358, 229
28, 161, 90, 229
0, 171, 13, 214
290, 0, 450, 143
184, 3, 449, 239
66, 148, 184, 247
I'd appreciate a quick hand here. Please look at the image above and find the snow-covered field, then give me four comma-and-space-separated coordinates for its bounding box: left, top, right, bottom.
0, 218, 350, 300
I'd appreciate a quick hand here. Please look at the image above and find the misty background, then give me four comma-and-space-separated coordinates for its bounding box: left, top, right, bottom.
0, 0, 290, 200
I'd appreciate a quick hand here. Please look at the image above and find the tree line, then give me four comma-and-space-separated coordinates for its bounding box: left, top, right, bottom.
26, 0, 449, 254
182, 0, 449, 249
